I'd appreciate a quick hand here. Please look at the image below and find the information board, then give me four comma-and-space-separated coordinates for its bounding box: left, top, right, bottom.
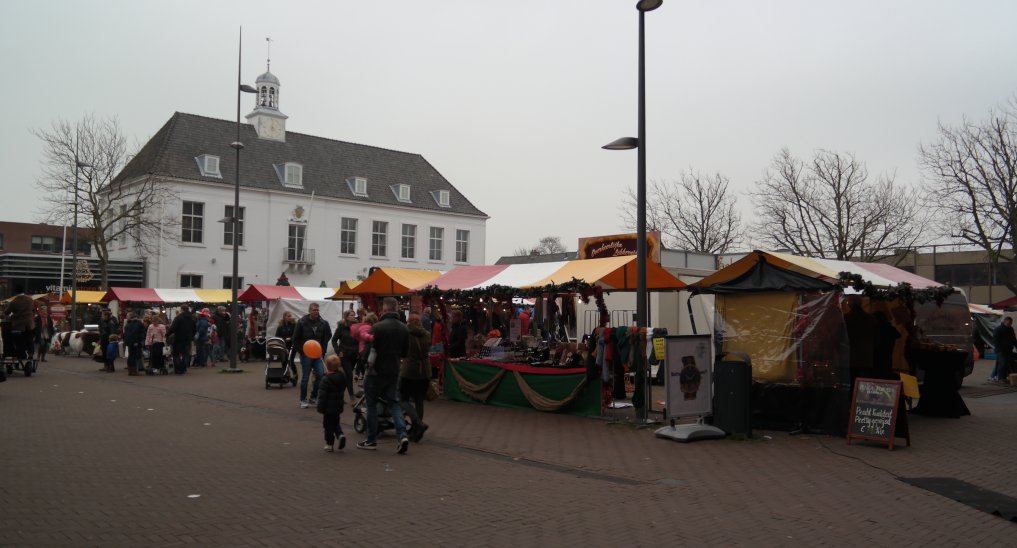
664, 335, 712, 419
846, 378, 904, 450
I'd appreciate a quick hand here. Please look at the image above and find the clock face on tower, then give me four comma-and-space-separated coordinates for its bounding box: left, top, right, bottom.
269, 118, 282, 135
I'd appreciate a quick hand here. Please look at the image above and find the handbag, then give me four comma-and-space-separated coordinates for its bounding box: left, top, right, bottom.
425, 379, 439, 401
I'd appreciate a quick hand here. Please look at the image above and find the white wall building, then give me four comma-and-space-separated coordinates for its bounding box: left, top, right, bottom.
108, 69, 488, 288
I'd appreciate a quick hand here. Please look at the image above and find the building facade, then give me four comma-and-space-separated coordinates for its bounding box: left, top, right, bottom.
107, 69, 487, 288
0, 221, 145, 299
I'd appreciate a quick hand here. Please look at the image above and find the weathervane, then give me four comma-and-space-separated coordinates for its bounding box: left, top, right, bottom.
266, 36, 271, 71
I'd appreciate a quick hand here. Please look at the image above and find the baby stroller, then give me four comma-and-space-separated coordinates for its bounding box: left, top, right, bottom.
352, 389, 417, 437
264, 336, 297, 389
1, 320, 38, 378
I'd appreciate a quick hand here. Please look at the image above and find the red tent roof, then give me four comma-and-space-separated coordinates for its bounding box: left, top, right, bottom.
991, 295, 1017, 309
237, 285, 302, 302
102, 287, 161, 302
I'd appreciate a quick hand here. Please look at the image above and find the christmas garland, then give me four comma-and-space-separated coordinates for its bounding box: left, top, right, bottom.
837, 272, 956, 306
418, 277, 611, 327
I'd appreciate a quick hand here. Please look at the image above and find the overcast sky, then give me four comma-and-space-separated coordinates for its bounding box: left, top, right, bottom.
3, 0, 1017, 263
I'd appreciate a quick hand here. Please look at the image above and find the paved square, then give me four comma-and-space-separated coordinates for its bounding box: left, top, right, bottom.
1, 355, 1015, 546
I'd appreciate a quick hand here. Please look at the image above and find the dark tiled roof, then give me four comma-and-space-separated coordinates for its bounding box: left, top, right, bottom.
495, 251, 577, 265
116, 112, 487, 218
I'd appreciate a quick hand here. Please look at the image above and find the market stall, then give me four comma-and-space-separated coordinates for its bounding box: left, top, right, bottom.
689, 250, 969, 432
101, 287, 234, 304
416, 256, 687, 417
237, 285, 347, 350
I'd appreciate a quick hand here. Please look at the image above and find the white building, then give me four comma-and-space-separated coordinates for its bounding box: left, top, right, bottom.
108, 69, 488, 288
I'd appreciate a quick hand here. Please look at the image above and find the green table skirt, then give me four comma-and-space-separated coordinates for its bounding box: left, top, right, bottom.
443, 360, 602, 417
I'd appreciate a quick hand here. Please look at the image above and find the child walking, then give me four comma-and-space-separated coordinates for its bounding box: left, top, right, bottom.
105, 334, 120, 373
317, 355, 348, 452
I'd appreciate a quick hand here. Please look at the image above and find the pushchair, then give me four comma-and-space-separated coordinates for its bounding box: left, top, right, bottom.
352, 389, 418, 437
1, 320, 38, 377
264, 336, 297, 389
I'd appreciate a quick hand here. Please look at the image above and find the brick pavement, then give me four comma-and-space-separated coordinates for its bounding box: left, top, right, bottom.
0, 355, 1014, 546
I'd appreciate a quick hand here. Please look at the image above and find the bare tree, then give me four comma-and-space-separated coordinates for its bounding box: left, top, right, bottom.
513, 236, 567, 256
33, 115, 175, 289
919, 99, 1017, 294
748, 147, 928, 262
620, 170, 743, 253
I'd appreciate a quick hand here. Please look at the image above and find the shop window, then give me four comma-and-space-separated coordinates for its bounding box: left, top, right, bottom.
31, 235, 59, 253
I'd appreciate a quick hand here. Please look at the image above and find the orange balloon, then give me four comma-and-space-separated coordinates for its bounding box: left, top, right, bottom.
302, 340, 322, 359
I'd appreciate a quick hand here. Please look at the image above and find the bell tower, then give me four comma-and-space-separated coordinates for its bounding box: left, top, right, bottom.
245, 38, 288, 141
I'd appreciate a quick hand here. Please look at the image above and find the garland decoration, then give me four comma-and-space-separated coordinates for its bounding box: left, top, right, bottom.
837, 272, 955, 306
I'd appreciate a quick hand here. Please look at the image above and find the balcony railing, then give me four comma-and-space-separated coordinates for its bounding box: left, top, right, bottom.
283, 247, 315, 265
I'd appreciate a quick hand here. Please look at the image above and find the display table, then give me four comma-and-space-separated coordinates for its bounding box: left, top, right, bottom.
443, 359, 602, 417
910, 348, 971, 418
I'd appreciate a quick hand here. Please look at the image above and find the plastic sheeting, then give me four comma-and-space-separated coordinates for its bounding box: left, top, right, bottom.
715, 291, 850, 387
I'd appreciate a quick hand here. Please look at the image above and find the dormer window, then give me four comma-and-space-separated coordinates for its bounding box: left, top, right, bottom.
274, 162, 303, 188
392, 184, 411, 203
347, 177, 368, 197
195, 154, 222, 178
431, 189, 451, 208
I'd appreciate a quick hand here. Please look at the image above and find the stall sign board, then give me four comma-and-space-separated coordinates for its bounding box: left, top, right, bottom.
847, 378, 905, 450
664, 335, 712, 419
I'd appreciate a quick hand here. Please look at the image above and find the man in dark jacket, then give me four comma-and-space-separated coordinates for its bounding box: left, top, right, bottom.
166, 305, 196, 374
357, 297, 410, 454
291, 302, 332, 409
122, 311, 146, 376
212, 306, 231, 362
448, 309, 467, 358
991, 317, 1016, 382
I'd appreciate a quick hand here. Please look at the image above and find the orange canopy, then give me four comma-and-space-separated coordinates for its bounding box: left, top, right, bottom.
348, 268, 443, 295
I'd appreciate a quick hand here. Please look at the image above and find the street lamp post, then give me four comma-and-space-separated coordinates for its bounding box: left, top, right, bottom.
603, 0, 662, 421
226, 27, 258, 373
70, 157, 92, 331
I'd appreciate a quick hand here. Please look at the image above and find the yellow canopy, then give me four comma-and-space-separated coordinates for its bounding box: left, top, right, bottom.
522, 255, 686, 290
348, 268, 442, 295
193, 289, 234, 303
59, 290, 108, 304
329, 280, 362, 300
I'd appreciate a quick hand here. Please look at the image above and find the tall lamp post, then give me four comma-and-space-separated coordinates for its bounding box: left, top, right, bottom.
69, 157, 92, 331
226, 27, 259, 373
603, 0, 662, 421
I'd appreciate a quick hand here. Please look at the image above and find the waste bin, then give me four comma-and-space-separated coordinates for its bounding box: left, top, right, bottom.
713, 352, 752, 437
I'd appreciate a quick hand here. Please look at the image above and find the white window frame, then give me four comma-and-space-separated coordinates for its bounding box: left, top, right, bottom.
195, 154, 222, 178
181, 201, 204, 244
223, 205, 245, 247
372, 220, 388, 258
392, 183, 411, 203
222, 275, 245, 290
401, 224, 416, 259
180, 273, 203, 288
340, 217, 358, 255
287, 224, 306, 261
431, 189, 451, 208
455, 229, 470, 263
429, 226, 444, 261
284, 163, 303, 187
347, 177, 368, 197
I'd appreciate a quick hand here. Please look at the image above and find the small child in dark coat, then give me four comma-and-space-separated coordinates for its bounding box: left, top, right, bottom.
317, 355, 348, 451
105, 334, 120, 373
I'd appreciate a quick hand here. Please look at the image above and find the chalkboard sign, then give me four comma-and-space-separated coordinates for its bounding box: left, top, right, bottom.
847, 378, 905, 450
